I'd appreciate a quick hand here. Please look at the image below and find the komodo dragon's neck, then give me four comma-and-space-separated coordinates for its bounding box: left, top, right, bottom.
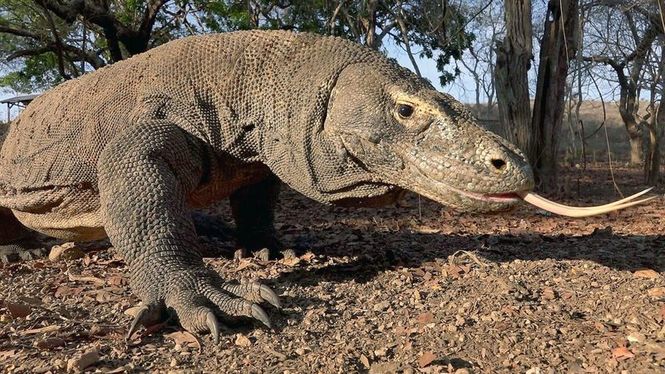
160, 31, 400, 204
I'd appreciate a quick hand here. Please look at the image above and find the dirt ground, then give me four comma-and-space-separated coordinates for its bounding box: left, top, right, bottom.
1, 164, 664, 373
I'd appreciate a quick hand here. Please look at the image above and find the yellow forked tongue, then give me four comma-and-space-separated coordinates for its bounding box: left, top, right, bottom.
518, 187, 657, 217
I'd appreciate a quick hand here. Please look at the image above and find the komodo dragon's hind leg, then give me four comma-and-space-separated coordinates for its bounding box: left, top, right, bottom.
0, 207, 47, 263
230, 176, 283, 260
98, 121, 280, 342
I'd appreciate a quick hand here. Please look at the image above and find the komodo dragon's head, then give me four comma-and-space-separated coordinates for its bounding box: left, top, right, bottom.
317, 62, 652, 216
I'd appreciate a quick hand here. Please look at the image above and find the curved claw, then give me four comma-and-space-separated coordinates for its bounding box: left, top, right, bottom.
206, 312, 220, 344
251, 304, 271, 328
126, 306, 149, 341
259, 284, 281, 309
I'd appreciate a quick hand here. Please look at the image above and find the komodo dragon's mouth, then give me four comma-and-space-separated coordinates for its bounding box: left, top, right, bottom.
455, 187, 656, 218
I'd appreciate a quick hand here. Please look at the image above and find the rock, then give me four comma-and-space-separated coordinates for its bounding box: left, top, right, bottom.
369, 361, 399, 374
67, 349, 100, 372
235, 334, 252, 347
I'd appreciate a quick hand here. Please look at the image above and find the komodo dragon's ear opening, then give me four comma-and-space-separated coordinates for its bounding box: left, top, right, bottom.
519, 187, 656, 217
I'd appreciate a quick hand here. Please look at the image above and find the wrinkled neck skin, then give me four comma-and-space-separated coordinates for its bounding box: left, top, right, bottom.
213, 35, 402, 205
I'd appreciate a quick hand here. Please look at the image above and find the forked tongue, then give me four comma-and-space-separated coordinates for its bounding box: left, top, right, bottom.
518, 187, 657, 218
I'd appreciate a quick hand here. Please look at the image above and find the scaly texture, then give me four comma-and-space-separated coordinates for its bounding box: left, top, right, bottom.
0, 30, 535, 339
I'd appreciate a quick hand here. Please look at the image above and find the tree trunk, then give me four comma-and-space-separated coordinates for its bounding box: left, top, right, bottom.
619, 88, 645, 165
494, 0, 533, 158
644, 104, 661, 184
530, 0, 578, 190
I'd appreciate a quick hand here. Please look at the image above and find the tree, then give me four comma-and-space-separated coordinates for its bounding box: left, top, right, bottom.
494, 0, 533, 164
530, 0, 579, 188
582, 0, 664, 166
0, 1, 475, 92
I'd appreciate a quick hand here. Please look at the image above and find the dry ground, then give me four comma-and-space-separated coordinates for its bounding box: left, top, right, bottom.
1, 164, 664, 373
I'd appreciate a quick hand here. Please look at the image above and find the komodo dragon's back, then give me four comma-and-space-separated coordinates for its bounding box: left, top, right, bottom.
0, 34, 216, 193
0, 31, 322, 197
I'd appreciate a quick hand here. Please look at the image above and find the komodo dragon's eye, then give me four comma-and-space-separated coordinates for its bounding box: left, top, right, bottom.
397, 103, 414, 119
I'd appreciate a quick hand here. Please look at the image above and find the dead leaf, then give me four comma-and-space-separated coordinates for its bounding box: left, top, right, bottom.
95, 290, 115, 303
633, 269, 660, 279
235, 334, 252, 347
647, 287, 665, 297
301, 252, 315, 261
417, 312, 434, 327
0, 350, 16, 362
7, 302, 31, 318
165, 331, 201, 351
611, 347, 635, 361
360, 354, 370, 369
541, 287, 556, 300
49, 243, 85, 262
36, 337, 66, 349
55, 286, 84, 298
418, 351, 437, 367
68, 273, 105, 286
281, 256, 301, 267
106, 275, 125, 286
21, 325, 61, 335
124, 306, 144, 317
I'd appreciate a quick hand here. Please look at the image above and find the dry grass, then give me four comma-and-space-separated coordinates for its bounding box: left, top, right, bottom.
467, 101, 647, 165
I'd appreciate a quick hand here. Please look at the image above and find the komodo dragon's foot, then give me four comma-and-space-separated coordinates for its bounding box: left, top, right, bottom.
0, 237, 48, 263
126, 270, 280, 343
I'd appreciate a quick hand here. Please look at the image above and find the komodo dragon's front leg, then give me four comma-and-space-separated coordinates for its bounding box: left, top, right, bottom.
98, 120, 279, 341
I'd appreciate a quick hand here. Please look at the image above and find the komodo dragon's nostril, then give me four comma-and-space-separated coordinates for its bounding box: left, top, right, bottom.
491, 158, 507, 171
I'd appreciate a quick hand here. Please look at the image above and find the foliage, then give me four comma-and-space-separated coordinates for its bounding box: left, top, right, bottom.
0, 0, 475, 92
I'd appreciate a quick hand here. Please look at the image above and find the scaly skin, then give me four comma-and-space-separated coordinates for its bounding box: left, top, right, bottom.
0, 30, 534, 340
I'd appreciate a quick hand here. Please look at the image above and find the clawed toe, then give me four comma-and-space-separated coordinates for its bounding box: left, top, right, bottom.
251, 303, 271, 328
206, 311, 221, 344
126, 303, 165, 341
220, 281, 281, 309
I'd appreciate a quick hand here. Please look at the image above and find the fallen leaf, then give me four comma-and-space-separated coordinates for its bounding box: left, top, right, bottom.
0, 350, 16, 362
95, 290, 115, 303
7, 302, 31, 318
612, 347, 635, 361
49, 243, 85, 262
417, 312, 434, 327
281, 256, 301, 267
626, 332, 645, 344
633, 269, 660, 279
647, 287, 665, 297
67, 349, 100, 372
124, 306, 144, 317
68, 273, 105, 286
301, 252, 315, 261
165, 331, 201, 351
21, 325, 61, 335
36, 337, 66, 349
55, 286, 84, 298
418, 351, 437, 368
541, 287, 557, 300
106, 275, 125, 286
360, 354, 370, 369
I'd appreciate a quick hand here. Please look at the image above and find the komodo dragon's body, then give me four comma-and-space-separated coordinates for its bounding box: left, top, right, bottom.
0, 30, 579, 340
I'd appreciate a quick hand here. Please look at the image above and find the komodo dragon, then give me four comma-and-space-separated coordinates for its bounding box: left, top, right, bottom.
0, 30, 652, 342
